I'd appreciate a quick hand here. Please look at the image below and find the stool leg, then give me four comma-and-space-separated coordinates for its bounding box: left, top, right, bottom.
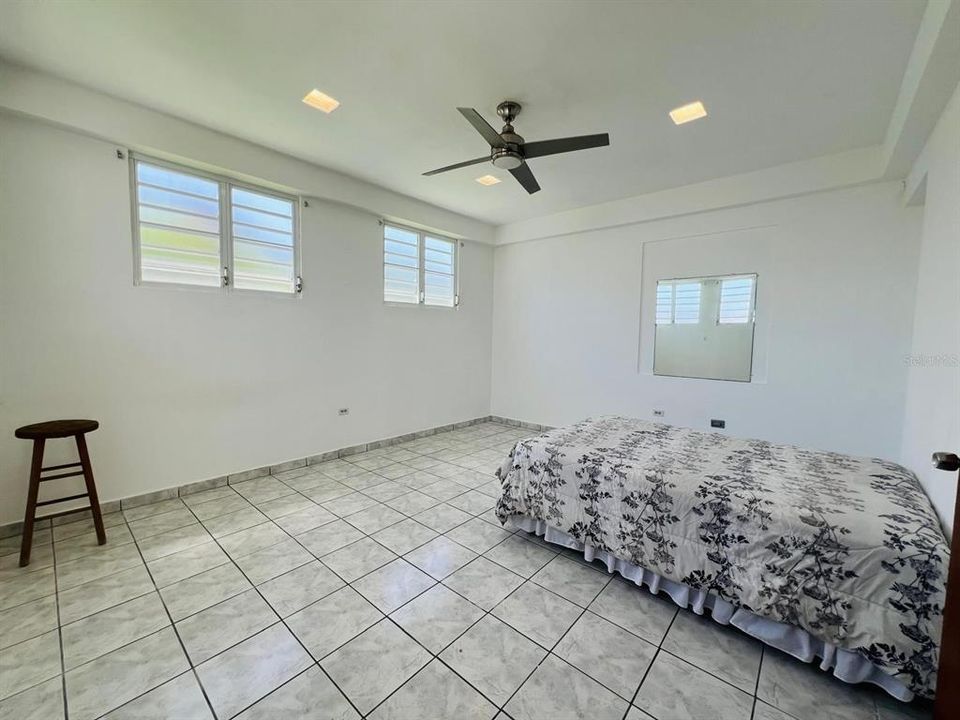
19, 438, 45, 567
76, 433, 106, 545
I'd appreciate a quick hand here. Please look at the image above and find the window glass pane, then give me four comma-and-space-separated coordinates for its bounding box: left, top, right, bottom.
655, 283, 673, 324
423, 236, 454, 306
136, 161, 221, 287
137, 163, 218, 199
138, 185, 219, 218
232, 205, 293, 234
385, 264, 419, 303
424, 236, 453, 253
385, 225, 419, 245
384, 225, 420, 302
673, 282, 701, 324
231, 187, 293, 216
385, 251, 418, 269
230, 187, 295, 293
719, 277, 754, 323
424, 270, 455, 307
385, 239, 418, 258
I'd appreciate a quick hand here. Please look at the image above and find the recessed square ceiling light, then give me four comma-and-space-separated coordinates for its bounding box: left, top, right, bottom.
475, 175, 501, 186
669, 101, 707, 125
302, 89, 340, 114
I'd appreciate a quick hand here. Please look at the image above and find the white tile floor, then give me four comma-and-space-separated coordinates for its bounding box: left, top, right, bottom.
0, 422, 933, 720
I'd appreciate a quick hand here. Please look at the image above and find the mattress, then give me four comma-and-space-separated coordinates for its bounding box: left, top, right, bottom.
494, 416, 949, 699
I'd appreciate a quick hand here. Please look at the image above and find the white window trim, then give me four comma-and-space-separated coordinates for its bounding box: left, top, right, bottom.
129, 152, 302, 296
381, 221, 460, 309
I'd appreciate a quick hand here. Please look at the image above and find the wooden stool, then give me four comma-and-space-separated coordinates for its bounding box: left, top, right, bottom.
15, 419, 106, 567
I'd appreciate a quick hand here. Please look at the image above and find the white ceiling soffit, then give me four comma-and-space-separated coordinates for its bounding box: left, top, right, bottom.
882, 0, 960, 178
0, 0, 938, 230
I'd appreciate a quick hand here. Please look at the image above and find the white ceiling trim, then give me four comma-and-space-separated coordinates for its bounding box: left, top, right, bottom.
493, 146, 884, 245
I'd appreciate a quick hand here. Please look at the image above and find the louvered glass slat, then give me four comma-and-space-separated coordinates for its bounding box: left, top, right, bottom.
137, 163, 218, 199
385, 225, 419, 246
385, 239, 418, 258
673, 282, 701, 324
423, 236, 455, 306
136, 162, 221, 287
655, 284, 673, 324
384, 225, 421, 303
232, 222, 294, 247
138, 185, 219, 218
231, 188, 295, 293
385, 264, 419, 304
385, 251, 418, 269
719, 277, 754, 323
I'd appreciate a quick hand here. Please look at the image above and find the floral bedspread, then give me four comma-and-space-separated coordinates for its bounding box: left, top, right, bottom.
495, 416, 949, 697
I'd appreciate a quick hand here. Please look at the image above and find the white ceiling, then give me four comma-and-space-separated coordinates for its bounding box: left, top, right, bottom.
0, 0, 927, 225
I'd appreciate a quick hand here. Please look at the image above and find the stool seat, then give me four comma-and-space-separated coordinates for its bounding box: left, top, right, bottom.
15, 419, 99, 439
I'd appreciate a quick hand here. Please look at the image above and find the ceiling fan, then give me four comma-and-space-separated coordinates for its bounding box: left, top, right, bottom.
423, 101, 610, 194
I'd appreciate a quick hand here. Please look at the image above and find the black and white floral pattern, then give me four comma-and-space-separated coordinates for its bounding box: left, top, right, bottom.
495, 416, 949, 698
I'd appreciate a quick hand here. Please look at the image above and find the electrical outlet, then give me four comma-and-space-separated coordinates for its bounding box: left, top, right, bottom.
710, 419, 726, 429
338, 408, 349, 416
653, 410, 665, 417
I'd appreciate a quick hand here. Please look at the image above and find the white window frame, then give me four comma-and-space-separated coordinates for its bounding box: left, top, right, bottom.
129, 152, 302, 295
381, 221, 460, 309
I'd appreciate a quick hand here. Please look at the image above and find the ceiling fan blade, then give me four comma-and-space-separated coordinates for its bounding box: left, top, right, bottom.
457, 107, 505, 148
422, 156, 490, 176
523, 133, 610, 159
510, 162, 540, 194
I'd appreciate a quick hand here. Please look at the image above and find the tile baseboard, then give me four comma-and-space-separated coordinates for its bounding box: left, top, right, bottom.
489, 415, 554, 432
0, 415, 495, 539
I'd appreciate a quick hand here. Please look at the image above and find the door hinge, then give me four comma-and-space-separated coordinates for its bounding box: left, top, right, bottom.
222, 266, 230, 287
419, 289, 425, 303
295, 275, 303, 294
454, 293, 460, 307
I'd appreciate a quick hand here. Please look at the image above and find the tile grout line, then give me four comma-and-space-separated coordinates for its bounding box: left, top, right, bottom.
361, 536, 614, 717
252, 480, 532, 715
51, 534, 69, 720
623, 604, 681, 720
495, 570, 616, 714
120, 512, 221, 720
174, 491, 369, 720
751, 645, 765, 720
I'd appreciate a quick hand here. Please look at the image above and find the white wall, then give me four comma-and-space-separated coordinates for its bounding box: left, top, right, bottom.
0, 113, 494, 524
491, 182, 921, 460
900, 81, 960, 534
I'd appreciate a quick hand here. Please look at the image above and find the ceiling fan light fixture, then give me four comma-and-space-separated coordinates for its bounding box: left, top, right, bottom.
476, 175, 501, 186
669, 100, 707, 125
491, 148, 523, 170
302, 89, 340, 114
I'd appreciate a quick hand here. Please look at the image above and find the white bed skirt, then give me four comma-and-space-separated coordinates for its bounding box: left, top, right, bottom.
506, 515, 914, 702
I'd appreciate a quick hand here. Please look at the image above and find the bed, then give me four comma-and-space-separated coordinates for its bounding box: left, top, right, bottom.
494, 416, 949, 701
